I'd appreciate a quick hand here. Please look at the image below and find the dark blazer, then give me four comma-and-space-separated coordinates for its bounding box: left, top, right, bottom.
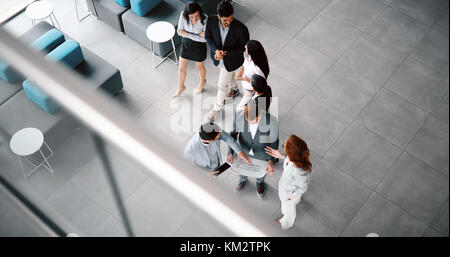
228, 110, 279, 162
205, 16, 250, 72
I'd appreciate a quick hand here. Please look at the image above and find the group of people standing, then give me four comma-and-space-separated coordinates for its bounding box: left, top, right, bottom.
178, 1, 311, 230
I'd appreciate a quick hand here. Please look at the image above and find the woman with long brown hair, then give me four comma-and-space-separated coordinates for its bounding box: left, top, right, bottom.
265, 135, 311, 229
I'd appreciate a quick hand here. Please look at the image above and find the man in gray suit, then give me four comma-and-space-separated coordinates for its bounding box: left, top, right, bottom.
228, 101, 279, 198
184, 122, 251, 176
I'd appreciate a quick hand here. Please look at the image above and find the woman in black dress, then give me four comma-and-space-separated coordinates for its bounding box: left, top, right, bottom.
172, 3, 208, 98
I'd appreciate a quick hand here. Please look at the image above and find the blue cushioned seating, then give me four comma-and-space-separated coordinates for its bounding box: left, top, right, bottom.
46, 40, 84, 69
130, 0, 163, 16
95, 0, 130, 32
115, 0, 130, 7
22, 80, 59, 113
122, 0, 184, 57
30, 28, 65, 53
0, 58, 22, 83
22, 40, 85, 113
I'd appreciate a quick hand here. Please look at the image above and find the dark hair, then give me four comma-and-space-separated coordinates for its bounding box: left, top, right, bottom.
183, 2, 206, 25
251, 74, 267, 93
217, 0, 233, 17
246, 40, 269, 78
199, 122, 220, 141
244, 101, 261, 121
285, 135, 312, 172
251, 74, 272, 111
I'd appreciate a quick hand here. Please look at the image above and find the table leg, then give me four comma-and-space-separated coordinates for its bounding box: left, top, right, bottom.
171, 38, 178, 65
49, 15, 56, 27
24, 155, 39, 168
75, 0, 90, 22
151, 39, 178, 69
39, 149, 54, 174
43, 141, 54, 159
51, 13, 61, 29
151, 40, 156, 69
17, 156, 28, 178
19, 155, 41, 178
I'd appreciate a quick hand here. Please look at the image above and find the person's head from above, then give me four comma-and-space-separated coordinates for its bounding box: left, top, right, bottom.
251, 74, 268, 95
183, 2, 206, 25
284, 135, 312, 172
244, 101, 262, 124
199, 122, 221, 144
217, 0, 234, 28
245, 40, 270, 78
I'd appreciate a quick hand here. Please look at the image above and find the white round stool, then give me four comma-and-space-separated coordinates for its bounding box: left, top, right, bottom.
10, 127, 55, 178
25, 1, 61, 29
146, 21, 178, 69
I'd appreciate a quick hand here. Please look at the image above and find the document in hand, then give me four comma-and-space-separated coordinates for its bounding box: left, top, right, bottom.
231, 157, 267, 178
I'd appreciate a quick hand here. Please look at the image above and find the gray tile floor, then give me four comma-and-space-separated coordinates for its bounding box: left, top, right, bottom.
0, 0, 448, 237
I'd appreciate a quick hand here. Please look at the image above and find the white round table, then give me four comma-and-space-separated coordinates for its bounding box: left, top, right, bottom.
10, 127, 55, 178
146, 21, 178, 68
25, 1, 60, 29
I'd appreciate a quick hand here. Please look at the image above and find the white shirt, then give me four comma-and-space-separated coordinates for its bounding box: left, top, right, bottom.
252, 92, 263, 101
241, 55, 265, 91
248, 122, 259, 155
177, 12, 207, 43
201, 141, 219, 170
218, 20, 230, 68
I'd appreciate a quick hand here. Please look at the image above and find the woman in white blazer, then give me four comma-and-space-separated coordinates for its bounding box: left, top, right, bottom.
265, 135, 312, 230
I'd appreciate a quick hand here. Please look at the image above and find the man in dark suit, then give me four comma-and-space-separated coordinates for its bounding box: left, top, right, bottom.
227, 101, 279, 198
205, 0, 250, 122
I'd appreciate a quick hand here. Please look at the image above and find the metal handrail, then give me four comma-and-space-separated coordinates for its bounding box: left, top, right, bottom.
0, 172, 63, 237
0, 27, 282, 237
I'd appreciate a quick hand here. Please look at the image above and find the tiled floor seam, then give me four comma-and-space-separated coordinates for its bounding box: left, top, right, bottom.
289, 2, 325, 41
374, 156, 448, 225
343, 22, 439, 152
338, 189, 374, 237
362, 7, 434, 55
310, 70, 386, 161
68, 167, 150, 233
259, 1, 326, 62
369, 148, 448, 228
399, 18, 449, 75
44, 181, 113, 236
373, 191, 432, 233
429, 92, 450, 125
426, 196, 449, 235
402, 114, 449, 178
329, 4, 405, 89
287, 204, 341, 237
381, 86, 436, 115
117, 87, 154, 117
388, 2, 447, 28
422, 200, 449, 236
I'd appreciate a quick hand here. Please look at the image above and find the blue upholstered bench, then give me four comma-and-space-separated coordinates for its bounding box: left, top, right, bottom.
0, 58, 22, 84
122, 0, 183, 57
30, 28, 65, 53
1, 27, 66, 105
0, 59, 23, 105
90, 0, 130, 32
0, 21, 123, 151
23, 40, 85, 113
